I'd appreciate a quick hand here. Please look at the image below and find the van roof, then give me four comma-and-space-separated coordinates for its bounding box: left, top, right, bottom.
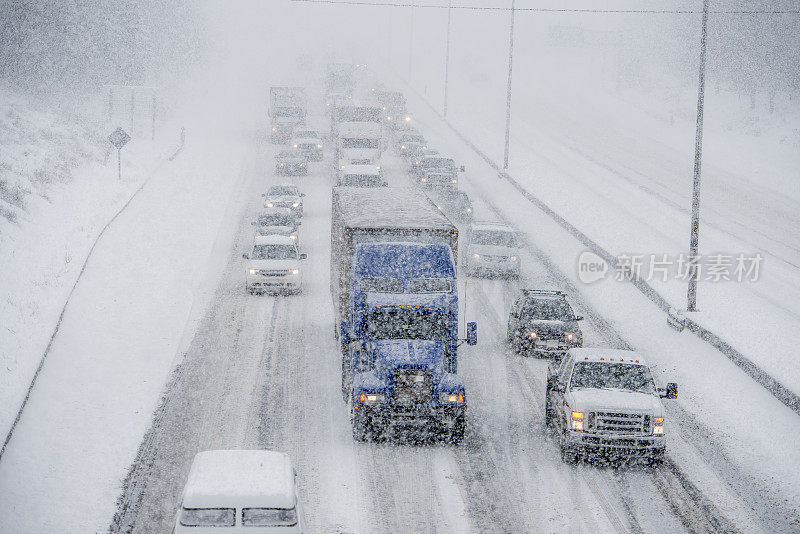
182, 450, 295, 509
567, 348, 647, 365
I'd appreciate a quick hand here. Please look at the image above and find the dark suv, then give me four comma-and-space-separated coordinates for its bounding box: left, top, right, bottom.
507, 290, 583, 356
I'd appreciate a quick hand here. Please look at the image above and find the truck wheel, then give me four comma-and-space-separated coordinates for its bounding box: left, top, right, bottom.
449, 417, 466, 445
560, 436, 579, 464
544, 397, 554, 428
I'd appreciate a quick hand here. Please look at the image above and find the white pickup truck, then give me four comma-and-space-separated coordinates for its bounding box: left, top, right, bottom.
545, 348, 677, 464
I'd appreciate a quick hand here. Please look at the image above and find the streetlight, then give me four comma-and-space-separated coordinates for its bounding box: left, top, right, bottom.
686, 0, 710, 312
503, 0, 516, 170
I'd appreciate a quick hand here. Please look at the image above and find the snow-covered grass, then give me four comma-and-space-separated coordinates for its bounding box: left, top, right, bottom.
0, 90, 170, 445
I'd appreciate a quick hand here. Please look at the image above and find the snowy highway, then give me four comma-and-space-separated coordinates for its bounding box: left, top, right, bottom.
100, 97, 795, 533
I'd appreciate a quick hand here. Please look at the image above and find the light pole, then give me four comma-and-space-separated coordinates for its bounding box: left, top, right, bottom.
444, 0, 452, 116
503, 0, 516, 170
408, 0, 417, 84
687, 0, 710, 312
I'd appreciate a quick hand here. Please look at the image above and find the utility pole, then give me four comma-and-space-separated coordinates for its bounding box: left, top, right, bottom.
408, 0, 416, 84
444, 0, 452, 117
687, 0, 710, 312
503, 0, 516, 170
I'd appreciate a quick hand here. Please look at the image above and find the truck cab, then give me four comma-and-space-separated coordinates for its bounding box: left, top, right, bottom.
545, 348, 678, 464
340, 242, 476, 444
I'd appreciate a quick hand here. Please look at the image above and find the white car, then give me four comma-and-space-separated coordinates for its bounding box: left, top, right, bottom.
545, 348, 678, 464
244, 235, 306, 294
336, 163, 386, 187
173, 450, 307, 533
465, 222, 521, 278
263, 184, 304, 217
290, 129, 323, 161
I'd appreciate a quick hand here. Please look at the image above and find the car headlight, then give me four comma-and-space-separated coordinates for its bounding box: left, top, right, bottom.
529, 331, 537, 339
293, 144, 298, 148
439, 392, 465, 404
404, 116, 411, 122
265, 202, 274, 207
473, 253, 480, 259
299, 163, 304, 167
451, 179, 457, 183
510, 256, 518, 261
278, 163, 284, 167
359, 392, 385, 404
421, 177, 427, 182
387, 116, 392, 121
289, 234, 298, 240
566, 332, 574, 342
289, 268, 300, 275
401, 145, 406, 149
317, 144, 322, 148
653, 417, 664, 435
571, 411, 584, 431
292, 202, 300, 208
466, 208, 472, 213
249, 268, 259, 275
272, 127, 276, 132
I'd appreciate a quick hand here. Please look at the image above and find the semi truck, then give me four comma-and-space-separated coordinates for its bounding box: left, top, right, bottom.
331, 187, 477, 444
331, 102, 383, 164
269, 87, 307, 144
372, 89, 410, 129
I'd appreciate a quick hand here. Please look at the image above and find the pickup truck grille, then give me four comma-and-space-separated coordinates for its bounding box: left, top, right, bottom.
393, 369, 432, 404
590, 411, 648, 435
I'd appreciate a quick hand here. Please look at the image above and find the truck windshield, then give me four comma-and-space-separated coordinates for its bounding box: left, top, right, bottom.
251, 244, 297, 260
570, 362, 656, 394
368, 311, 448, 340
341, 138, 380, 149
273, 107, 304, 118
360, 278, 404, 292
521, 299, 574, 321
471, 230, 518, 247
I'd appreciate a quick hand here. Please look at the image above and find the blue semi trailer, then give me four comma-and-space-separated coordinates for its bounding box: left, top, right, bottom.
331, 187, 477, 443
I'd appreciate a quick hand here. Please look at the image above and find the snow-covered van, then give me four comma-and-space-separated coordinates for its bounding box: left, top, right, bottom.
173, 450, 307, 533
244, 235, 306, 294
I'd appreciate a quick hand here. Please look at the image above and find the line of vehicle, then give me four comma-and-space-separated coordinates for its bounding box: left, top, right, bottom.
408, 90, 800, 420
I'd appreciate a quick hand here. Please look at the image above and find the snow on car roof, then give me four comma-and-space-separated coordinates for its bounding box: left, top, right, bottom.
471, 221, 514, 232
334, 187, 456, 230
567, 348, 648, 365
181, 450, 295, 509
253, 234, 295, 245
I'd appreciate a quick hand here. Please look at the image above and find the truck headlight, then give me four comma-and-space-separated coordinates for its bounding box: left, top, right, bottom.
292, 202, 301, 207
359, 392, 385, 404
439, 392, 465, 404
529, 331, 537, 339
249, 268, 259, 275
289, 268, 300, 275
566, 332, 574, 342
653, 417, 664, 435
571, 411, 584, 431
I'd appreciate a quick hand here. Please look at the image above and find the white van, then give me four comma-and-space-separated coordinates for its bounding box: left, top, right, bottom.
173, 450, 307, 533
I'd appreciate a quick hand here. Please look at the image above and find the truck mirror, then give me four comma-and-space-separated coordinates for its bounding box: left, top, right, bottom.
575, 315, 584, 321
466, 322, 477, 346
663, 382, 678, 399
299, 253, 308, 260
340, 321, 349, 345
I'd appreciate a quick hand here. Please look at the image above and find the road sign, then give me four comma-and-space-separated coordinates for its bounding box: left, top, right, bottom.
108, 127, 131, 150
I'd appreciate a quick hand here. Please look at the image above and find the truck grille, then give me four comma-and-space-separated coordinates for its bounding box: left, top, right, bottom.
393, 369, 432, 404
590, 411, 647, 435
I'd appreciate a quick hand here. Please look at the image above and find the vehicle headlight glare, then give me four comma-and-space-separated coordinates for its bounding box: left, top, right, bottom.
359, 392, 385, 404
510, 256, 518, 261
571, 411, 584, 431
653, 417, 664, 435
292, 202, 300, 207
566, 333, 574, 341
317, 144, 322, 148
289, 268, 300, 275
293, 144, 298, 148
529, 331, 537, 339
473, 253, 480, 259
266, 202, 274, 207
439, 392, 464, 404
249, 268, 258, 275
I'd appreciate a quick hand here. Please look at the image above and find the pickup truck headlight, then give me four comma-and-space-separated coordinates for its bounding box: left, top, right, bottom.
439, 392, 464, 404
653, 417, 664, 435
571, 411, 584, 431
249, 268, 259, 275
359, 392, 385, 404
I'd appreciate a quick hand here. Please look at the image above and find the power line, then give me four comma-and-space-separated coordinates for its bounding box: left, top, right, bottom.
290, 0, 800, 14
